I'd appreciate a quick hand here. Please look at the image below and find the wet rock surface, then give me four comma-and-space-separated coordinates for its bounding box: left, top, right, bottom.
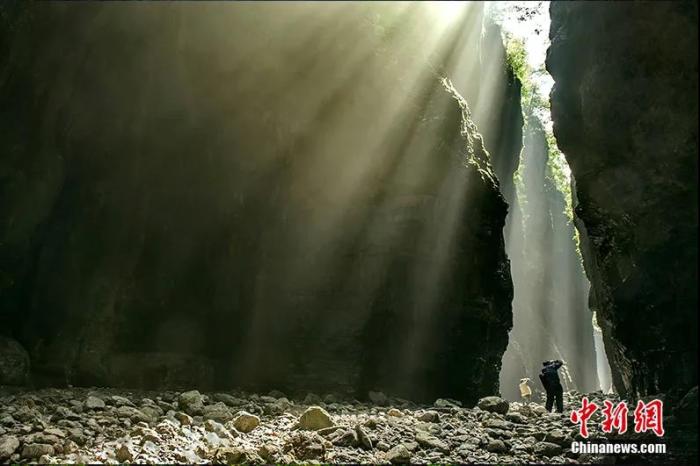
0, 387, 679, 464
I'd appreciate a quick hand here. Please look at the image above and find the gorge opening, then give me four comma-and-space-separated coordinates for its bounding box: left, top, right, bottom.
487, 1, 613, 401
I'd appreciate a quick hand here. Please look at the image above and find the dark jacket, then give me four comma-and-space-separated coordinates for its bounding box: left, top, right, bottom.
539, 360, 563, 388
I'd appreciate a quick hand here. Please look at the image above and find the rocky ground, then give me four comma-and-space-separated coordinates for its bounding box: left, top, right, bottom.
0, 387, 687, 464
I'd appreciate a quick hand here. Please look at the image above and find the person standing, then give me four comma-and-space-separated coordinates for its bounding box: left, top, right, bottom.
539, 359, 564, 413
519, 377, 532, 402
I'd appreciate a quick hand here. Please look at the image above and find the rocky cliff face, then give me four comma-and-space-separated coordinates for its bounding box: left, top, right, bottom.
0, 3, 514, 403
445, 18, 524, 206
547, 1, 698, 397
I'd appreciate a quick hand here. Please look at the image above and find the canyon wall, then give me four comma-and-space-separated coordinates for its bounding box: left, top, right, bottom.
0, 3, 516, 403
547, 1, 698, 397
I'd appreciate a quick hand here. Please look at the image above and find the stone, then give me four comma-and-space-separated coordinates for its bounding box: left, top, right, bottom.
257, 444, 279, 461
115, 444, 133, 463
67, 428, 87, 446
21, 443, 55, 459
84, 396, 106, 410
331, 429, 358, 447
0, 435, 20, 460
415, 431, 448, 451
54, 406, 81, 420
545, 429, 567, 446
477, 396, 510, 415
202, 402, 232, 423
317, 426, 342, 437
174, 411, 193, 425
531, 404, 547, 416
416, 410, 440, 423
178, 390, 204, 415
298, 406, 333, 430
216, 447, 259, 464
116, 406, 152, 423
0, 337, 30, 386
204, 419, 234, 439
505, 412, 527, 424
111, 395, 134, 407
484, 418, 512, 430
534, 441, 562, 457
265, 397, 293, 415
387, 408, 403, 417
376, 441, 390, 452
140, 405, 162, 420
486, 439, 509, 453
212, 393, 240, 407
24, 432, 61, 445
232, 411, 260, 433
434, 398, 461, 408
386, 444, 411, 464
355, 424, 373, 450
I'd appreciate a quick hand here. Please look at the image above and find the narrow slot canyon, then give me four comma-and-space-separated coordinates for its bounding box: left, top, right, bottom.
0, 1, 696, 464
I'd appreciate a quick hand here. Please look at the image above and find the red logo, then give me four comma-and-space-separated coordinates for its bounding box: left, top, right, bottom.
601, 400, 628, 434
570, 396, 599, 438
570, 398, 664, 438
633, 399, 665, 437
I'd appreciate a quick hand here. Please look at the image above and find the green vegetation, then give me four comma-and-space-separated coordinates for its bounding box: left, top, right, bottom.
544, 132, 573, 221
504, 33, 574, 225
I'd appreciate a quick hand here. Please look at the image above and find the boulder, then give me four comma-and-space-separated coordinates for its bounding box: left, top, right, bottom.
486, 439, 509, 453
477, 396, 510, 415
212, 393, 240, 407
84, 395, 106, 410
355, 424, 373, 450
178, 390, 204, 415
386, 444, 411, 464
116, 406, 152, 423
298, 406, 334, 431
232, 411, 260, 433
115, 444, 133, 463
416, 410, 440, 423
202, 402, 232, 423
415, 431, 448, 451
